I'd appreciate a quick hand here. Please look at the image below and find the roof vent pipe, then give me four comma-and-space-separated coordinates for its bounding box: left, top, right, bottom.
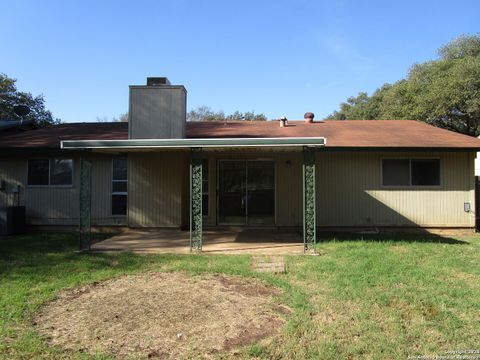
304, 112, 314, 123
279, 116, 288, 127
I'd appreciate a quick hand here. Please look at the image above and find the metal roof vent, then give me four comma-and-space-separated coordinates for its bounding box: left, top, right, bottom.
304, 112, 314, 123
147, 77, 171, 86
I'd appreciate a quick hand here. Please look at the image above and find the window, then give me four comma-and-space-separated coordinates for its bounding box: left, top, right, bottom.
382, 159, 440, 187
112, 158, 127, 215
202, 159, 209, 216
28, 159, 73, 186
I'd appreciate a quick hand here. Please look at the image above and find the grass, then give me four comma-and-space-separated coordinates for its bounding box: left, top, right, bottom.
1, 232, 480, 359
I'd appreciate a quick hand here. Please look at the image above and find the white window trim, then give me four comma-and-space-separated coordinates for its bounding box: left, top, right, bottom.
380, 157, 442, 189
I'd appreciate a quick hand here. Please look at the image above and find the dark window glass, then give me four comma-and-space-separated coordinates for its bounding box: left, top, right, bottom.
382, 159, 410, 186
50, 159, 73, 185
112, 195, 127, 215
28, 159, 49, 185
411, 159, 440, 186
202, 159, 209, 216
113, 158, 127, 180
112, 158, 127, 215
112, 181, 127, 193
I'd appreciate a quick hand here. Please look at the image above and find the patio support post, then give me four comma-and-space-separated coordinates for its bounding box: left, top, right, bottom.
190, 148, 203, 251
79, 157, 92, 251
303, 146, 316, 253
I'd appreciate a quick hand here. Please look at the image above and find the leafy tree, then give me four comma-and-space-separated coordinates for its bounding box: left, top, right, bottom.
327, 34, 480, 136
187, 106, 267, 122
113, 112, 128, 122
97, 112, 128, 122
0, 73, 59, 126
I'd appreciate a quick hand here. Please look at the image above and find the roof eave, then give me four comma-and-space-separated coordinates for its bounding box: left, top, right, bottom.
60, 137, 327, 150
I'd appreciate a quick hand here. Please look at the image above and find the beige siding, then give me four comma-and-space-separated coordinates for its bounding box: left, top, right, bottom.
128, 152, 187, 227
0, 153, 124, 228
1, 149, 475, 231
0, 156, 79, 226
276, 153, 302, 226
316, 151, 475, 227
91, 155, 127, 225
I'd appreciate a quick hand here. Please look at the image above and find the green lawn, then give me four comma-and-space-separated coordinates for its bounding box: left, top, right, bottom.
1, 232, 479, 359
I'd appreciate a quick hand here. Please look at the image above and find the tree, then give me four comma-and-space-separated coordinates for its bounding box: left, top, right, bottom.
0, 74, 59, 126
187, 106, 267, 121
327, 34, 480, 136
96, 112, 128, 122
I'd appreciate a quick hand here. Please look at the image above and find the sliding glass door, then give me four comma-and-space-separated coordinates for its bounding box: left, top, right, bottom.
218, 161, 247, 225
218, 160, 275, 225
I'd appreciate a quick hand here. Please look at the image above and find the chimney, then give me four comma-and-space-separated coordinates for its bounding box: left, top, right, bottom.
304, 112, 314, 123
279, 116, 288, 127
128, 77, 187, 139
146, 77, 171, 86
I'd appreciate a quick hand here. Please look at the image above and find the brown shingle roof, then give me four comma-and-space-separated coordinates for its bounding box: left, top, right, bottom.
186, 120, 480, 149
1, 120, 480, 149
0, 122, 128, 149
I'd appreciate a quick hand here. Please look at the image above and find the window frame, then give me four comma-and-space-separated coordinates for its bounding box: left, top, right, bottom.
380, 157, 442, 188
111, 157, 128, 217
27, 158, 74, 187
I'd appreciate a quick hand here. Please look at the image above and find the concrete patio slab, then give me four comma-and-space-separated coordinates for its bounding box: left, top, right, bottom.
91, 228, 305, 255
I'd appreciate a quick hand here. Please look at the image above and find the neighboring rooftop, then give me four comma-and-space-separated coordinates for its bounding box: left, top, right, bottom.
1, 120, 480, 150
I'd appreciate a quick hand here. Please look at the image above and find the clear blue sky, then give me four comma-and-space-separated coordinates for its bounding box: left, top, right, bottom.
1, 0, 479, 122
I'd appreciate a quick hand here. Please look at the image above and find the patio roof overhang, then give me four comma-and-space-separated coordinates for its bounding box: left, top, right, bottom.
60, 137, 326, 151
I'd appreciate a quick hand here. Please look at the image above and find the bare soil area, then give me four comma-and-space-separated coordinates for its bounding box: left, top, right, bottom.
34, 272, 289, 359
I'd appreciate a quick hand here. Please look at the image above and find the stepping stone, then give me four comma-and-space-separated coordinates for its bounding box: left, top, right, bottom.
252, 256, 286, 273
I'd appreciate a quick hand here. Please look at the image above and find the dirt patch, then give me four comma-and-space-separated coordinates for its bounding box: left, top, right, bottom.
34, 272, 288, 359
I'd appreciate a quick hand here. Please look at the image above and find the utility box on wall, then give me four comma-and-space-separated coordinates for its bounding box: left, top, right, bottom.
128, 77, 187, 139
3, 206, 26, 235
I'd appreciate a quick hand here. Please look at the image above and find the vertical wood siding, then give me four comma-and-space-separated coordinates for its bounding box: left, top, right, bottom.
1, 150, 475, 230
276, 153, 303, 226
90, 155, 127, 225
128, 152, 187, 227
0, 154, 125, 227
0, 156, 80, 225
316, 151, 475, 227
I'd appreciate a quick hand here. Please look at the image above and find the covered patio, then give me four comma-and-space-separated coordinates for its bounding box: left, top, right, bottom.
91, 228, 304, 255
62, 137, 325, 254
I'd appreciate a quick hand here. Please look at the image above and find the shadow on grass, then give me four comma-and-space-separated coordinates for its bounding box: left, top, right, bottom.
0, 233, 153, 277
316, 231, 470, 245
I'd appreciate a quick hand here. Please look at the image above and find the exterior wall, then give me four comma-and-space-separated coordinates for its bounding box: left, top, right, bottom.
195, 150, 475, 228
1, 149, 475, 232
316, 151, 475, 227
0, 153, 126, 232
91, 156, 127, 225
127, 152, 187, 227
475, 151, 480, 176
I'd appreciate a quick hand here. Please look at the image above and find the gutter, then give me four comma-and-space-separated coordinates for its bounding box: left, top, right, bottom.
60, 137, 327, 150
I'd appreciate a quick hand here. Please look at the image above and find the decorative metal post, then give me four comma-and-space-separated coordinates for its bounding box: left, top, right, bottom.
190, 149, 203, 251
303, 147, 316, 253
79, 157, 92, 251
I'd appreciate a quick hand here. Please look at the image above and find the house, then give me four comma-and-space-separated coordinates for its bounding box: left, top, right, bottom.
1, 77, 480, 249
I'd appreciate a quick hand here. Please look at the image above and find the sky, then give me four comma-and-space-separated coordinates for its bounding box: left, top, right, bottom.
1, 0, 479, 122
